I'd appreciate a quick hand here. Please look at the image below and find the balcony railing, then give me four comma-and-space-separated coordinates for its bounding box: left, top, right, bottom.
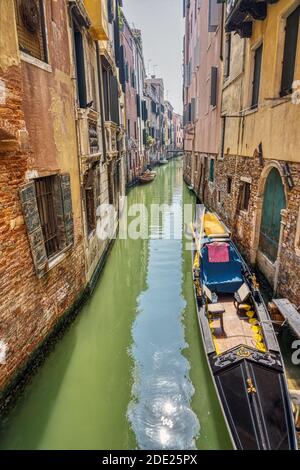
225, 0, 278, 37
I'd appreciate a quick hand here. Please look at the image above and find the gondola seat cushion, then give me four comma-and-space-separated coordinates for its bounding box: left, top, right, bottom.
201, 243, 243, 293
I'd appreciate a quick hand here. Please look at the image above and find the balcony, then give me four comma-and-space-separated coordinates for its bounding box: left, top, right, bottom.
225, 0, 278, 38
83, 0, 109, 41
77, 108, 101, 161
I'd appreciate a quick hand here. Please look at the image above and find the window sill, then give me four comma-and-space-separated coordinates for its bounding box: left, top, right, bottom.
47, 244, 72, 272
243, 106, 258, 116
20, 52, 52, 73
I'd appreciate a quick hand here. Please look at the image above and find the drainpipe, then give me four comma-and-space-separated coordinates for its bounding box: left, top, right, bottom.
96, 42, 107, 162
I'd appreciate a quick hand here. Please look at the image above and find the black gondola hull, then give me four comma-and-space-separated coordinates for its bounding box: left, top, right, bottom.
209, 347, 297, 450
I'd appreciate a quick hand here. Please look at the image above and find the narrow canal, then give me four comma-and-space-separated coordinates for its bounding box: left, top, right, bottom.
0, 159, 232, 450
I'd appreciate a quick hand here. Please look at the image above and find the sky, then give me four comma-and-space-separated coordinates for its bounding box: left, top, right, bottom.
122, 0, 184, 115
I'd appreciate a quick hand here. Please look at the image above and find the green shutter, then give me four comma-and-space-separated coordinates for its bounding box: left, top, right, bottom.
19, 182, 47, 276
210, 159, 215, 182
60, 174, 74, 247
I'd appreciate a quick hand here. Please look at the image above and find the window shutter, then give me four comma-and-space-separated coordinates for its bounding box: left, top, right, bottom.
107, 0, 114, 23
210, 66, 218, 106
188, 102, 192, 122
119, 45, 126, 91
209, 159, 215, 182
19, 182, 47, 276
136, 94, 141, 118
195, 38, 200, 68
191, 98, 196, 122
74, 29, 87, 108
110, 74, 120, 125
252, 44, 263, 107
60, 174, 74, 247
143, 129, 147, 145
280, 6, 300, 96
224, 33, 231, 78
208, 0, 221, 32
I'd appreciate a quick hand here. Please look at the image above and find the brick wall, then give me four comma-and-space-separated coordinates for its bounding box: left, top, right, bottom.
0, 65, 85, 392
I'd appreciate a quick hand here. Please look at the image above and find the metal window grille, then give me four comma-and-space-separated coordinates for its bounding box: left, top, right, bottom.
85, 188, 96, 235
35, 176, 60, 258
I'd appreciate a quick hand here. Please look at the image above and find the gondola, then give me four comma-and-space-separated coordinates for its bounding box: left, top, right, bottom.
191, 205, 297, 450
138, 170, 156, 184
158, 159, 168, 165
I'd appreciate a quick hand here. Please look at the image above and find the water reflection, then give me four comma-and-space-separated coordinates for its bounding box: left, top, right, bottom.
128, 160, 200, 450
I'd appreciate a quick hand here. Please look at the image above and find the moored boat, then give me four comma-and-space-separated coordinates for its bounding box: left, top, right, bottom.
158, 159, 168, 165
191, 206, 297, 450
138, 170, 156, 184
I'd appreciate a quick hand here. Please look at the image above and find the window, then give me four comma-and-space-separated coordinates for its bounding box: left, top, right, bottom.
280, 6, 300, 96
224, 34, 231, 79
107, 0, 114, 23
88, 121, 99, 154
209, 159, 215, 182
90, 63, 98, 111
210, 66, 218, 107
134, 122, 137, 140
239, 182, 251, 211
14, 0, 47, 62
131, 70, 136, 89
136, 94, 141, 118
109, 74, 120, 125
227, 176, 232, 194
35, 176, 60, 258
191, 98, 196, 122
73, 22, 87, 108
127, 119, 131, 138
20, 174, 74, 275
102, 66, 110, 121
218, 191, 221, 204
208, 0, 221, 32
252, 44, 263, 108
85, 188, 96, 235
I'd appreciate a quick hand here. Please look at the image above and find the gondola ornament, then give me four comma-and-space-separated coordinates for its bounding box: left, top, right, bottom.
247, 378, 257, 395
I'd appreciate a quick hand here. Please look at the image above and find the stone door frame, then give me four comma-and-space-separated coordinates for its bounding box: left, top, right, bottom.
250, 161, 288, 292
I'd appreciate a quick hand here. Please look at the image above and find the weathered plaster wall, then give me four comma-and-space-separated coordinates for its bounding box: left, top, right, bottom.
0, 0, 86, 393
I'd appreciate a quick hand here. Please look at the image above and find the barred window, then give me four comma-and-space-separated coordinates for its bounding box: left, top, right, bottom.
239, 182, 251, 212
85, 188, 96, 235
35, 176, 60, 258
14, 0, 48, 62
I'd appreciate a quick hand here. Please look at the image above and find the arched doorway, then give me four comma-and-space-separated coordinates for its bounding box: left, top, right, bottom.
259, 168, 286, 263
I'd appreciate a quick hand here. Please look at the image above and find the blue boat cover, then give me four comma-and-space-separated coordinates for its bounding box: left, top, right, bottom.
201, 243, 243, 293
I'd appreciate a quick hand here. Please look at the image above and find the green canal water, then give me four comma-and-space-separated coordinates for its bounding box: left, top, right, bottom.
0, 158, 232, 450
